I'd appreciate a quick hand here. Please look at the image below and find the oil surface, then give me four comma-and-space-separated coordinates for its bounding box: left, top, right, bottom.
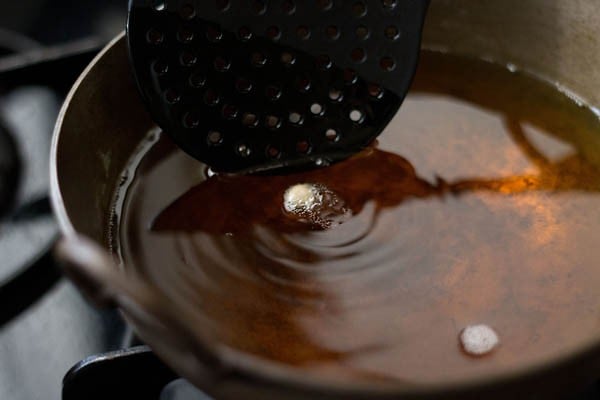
112, 51, 600, 385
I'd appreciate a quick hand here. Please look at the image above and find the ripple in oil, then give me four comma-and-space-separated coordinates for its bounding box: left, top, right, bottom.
109, 51, 600, 385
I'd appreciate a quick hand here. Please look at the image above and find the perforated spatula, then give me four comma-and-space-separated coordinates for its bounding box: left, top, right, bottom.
127, 0, 429, 173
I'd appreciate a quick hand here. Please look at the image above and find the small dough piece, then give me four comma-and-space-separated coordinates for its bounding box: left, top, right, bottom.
283, 183, 323, 214
460, 324, 500, 356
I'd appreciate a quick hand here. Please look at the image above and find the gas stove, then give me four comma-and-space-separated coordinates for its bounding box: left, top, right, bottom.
0, 6, 220, 394
0, 30, 215, 400
0, 37, 127, 400
0, 6, 599, 400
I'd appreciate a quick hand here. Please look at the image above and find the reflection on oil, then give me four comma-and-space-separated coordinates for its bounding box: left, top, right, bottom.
152, 148, 443, 234
112, 51, 600, 385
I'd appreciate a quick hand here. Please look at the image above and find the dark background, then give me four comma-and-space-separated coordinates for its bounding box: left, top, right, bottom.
0, 0, 126, 46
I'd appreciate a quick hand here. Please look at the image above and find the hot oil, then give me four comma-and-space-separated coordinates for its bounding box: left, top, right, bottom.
111, 51, 600, 384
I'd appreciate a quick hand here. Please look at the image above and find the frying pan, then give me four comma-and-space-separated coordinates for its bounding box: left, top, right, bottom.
51, 1, 600, 398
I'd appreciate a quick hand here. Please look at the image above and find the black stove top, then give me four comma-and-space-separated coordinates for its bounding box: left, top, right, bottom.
0, 4, 599, 400
0, 37, 129, 400
0, 7, 214, 397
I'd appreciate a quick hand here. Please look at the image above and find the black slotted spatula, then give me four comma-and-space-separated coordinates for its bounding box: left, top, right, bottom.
127, 0, 429, 173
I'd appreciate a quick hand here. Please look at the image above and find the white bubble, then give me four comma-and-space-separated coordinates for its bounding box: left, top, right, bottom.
460, 324, 500, 356
283, 183, 323, 214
